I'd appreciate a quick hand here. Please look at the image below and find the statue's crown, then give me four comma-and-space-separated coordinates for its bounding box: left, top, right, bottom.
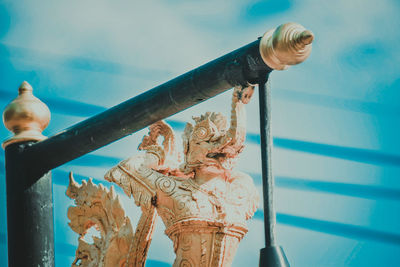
190, 112, 227, 142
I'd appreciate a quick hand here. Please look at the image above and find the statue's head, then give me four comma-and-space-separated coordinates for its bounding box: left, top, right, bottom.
180, 110, 245, 179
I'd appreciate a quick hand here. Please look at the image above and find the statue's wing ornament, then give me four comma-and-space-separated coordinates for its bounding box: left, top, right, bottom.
67, 172, 157, 267
104, 157, 156, 209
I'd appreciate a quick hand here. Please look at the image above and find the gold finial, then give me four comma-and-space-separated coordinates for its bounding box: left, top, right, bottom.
259, 22, 314, 70
2, 81, 51, 148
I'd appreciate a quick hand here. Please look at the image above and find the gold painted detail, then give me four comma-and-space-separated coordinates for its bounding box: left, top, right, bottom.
66, 174, 135, 267
66, 173, 157, 267
68, 85, 260, 266
66, 21, 314, 264
2, 81, 50, 148
259, 22, 314, 70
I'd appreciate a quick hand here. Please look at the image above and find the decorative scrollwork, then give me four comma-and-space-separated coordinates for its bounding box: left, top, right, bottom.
155, 175, 177, 195
67, 173, 157, 267
66, 173, 135, 267
179, 259, 194, 267
180, 234, 192, 251
193, 126, 210, 140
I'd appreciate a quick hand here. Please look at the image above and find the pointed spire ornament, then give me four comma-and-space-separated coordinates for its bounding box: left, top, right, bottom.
2, 81, 51, 148
259, 22, 314, 70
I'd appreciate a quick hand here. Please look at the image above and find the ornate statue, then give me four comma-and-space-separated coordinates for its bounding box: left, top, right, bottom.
67, 85, 259, 267
65, 22, 315, 266
67, 177, 137, 267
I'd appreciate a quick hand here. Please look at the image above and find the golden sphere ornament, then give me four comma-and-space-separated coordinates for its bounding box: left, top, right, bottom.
2, 81, 50, 148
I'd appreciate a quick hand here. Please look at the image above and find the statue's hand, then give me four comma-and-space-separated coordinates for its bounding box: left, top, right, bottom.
139, 120, 176, 166
139, 121, 172, 149
233, 85, 255, 104
139, 123, 161, 151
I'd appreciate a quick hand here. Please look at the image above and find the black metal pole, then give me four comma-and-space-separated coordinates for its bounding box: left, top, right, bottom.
4, 142, 54, 267
258, 76, 289, 267
23, 39, 272, 176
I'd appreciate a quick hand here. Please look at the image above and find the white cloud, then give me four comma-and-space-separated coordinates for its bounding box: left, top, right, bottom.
3, 0, 242, 73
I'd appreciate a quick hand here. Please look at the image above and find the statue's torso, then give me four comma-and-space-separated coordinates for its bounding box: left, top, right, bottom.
147, 170, 256, 267
106, 160, 259, 267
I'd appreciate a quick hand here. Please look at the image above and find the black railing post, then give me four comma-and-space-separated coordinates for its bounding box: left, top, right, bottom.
4, 142, 54, 267
258, 76, 290, 267
3, 81, 55, 267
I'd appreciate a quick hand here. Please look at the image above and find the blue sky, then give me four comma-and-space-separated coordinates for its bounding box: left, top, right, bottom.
1, 0, 400, 266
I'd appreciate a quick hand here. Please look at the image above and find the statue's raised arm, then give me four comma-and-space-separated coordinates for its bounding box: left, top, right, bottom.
104, 120, 177, 208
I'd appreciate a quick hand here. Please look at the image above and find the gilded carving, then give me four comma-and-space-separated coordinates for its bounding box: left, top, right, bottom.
66, 22, 315, 266
66, 175, 135, 267
106, 85, 258, 267
67, 85, 259, 266
2, 81, 51, 148
66, 173, 156, 267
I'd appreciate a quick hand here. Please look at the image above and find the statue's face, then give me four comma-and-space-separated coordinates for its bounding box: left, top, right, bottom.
186, 140, 238, 177
182, 112, 240, 176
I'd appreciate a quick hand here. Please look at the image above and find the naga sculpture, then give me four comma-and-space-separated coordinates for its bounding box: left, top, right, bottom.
67, 85, 259, 267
